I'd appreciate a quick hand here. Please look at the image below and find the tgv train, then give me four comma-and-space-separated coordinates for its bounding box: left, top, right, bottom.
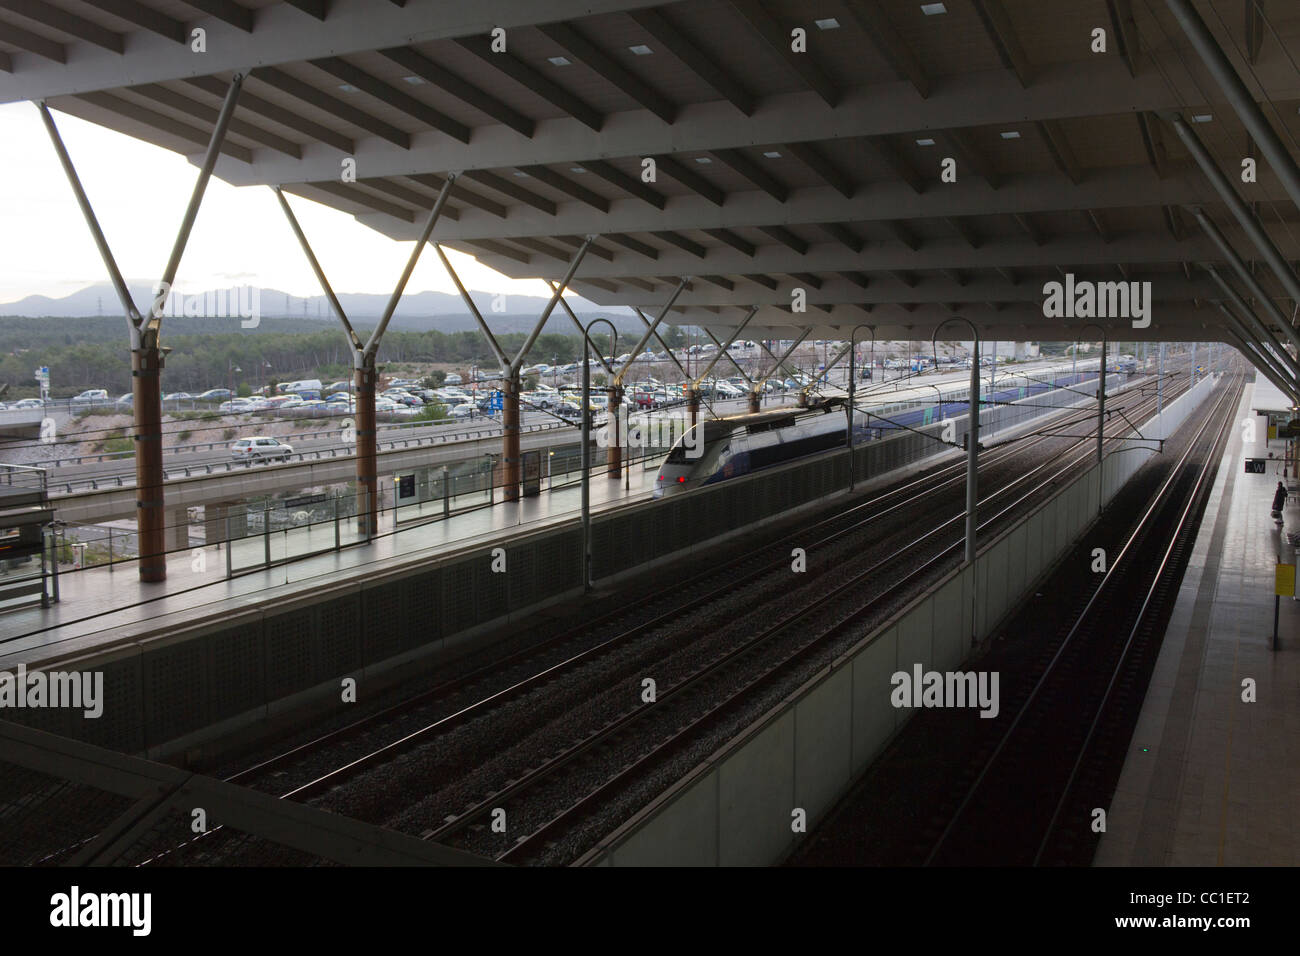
652, 360, 1104, 498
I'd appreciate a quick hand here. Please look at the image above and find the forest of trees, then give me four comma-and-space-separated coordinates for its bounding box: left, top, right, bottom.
0, 315, 678, 396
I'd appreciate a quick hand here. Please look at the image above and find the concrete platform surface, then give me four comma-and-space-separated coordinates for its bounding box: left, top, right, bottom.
1096, 388, 1300, 866
0, 460, 659, 669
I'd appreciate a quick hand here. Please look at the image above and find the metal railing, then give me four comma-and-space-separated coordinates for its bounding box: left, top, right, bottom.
0, 463, 48, 496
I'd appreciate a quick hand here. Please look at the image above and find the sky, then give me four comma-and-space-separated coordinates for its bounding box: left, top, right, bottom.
0, 102, 560, 305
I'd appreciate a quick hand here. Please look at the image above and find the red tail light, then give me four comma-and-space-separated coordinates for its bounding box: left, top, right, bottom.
677, 476, 685, 482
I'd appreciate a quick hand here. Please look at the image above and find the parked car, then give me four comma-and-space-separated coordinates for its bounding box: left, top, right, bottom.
262, 395, 304, 411
198, 388, 232, 401
229, 436, 294, 462
163, 391, 193, 401
450, 403, 475, 419
10, 398, 43, 409
219, 398, 254, 413
115, 393, 133, 409
71, 389, 109, 406
445, 373, 463, 385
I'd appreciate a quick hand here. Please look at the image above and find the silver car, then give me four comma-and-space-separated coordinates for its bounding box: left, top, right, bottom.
230, 436, 294, 462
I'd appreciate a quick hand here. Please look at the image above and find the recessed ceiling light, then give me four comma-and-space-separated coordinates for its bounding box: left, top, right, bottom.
763, 150, 782, 158
513, 171, 530, 177
694, 156, 712, 164
628, 44, 653, 55
920, 2, 948, 14
916, 137, 936, 146
338, 83, 359, 93
401, 75, 425, 85
1191, 113, 1212, 123
999, 130, 1021, 139
547, 56, 571, 66
570, 166, 587, 173
814, 17, 840, 29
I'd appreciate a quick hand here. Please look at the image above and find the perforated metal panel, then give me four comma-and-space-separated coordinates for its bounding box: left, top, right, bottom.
475, 553, 508, 625
263, 607, 315, 699
316, 594, 362, 679
142, 640, 205, 744
207, 624, 264, 726
507, 541, 538, 612
440, 560, 477, 636
79, 658, 144, 753
402, 569, 441, 651
361, 580, 404, 664
536, 528, 580, 594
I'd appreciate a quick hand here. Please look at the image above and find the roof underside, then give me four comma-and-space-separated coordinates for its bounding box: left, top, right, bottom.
6, 0, 1300, 344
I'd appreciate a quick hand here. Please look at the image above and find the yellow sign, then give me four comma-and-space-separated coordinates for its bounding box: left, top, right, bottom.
1269, 424, 1278, 440
1276, 563, 1296, 597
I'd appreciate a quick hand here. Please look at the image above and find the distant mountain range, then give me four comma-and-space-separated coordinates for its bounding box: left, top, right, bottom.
0, 282, 639, 333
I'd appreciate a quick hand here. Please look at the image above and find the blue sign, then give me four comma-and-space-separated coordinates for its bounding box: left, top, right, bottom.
490, 389, 503, 412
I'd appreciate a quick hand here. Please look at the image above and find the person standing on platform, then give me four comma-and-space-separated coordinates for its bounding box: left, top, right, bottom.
1271, 481, 1287, 524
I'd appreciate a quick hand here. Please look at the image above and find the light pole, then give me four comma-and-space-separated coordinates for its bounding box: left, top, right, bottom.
582, 317, 618, 592
1077, 324, 1108, 466
1158, 341, 1165, 414
932, 317, 981, 565
1079, 323, 1108, 514
848, 324, 875, 491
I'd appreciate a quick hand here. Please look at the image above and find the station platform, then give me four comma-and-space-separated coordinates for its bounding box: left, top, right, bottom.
0, 456, 661, 670
1096, 387, 1300, 866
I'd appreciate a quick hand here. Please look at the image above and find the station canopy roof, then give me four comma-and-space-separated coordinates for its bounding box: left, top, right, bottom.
6, 0, 1300, 344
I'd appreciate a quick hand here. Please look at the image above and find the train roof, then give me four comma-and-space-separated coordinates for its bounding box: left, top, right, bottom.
836, 358, 1101, 409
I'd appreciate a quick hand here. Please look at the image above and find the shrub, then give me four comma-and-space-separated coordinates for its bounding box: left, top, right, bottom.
100, 434, 133, 454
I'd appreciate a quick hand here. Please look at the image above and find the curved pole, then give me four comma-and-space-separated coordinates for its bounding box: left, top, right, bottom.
848, 324, 875, 491
582, 318, 618, 592
932, 317, 980, 565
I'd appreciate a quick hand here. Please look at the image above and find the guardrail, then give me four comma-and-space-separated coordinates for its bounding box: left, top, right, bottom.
45, 419, 574, 494
0, 462, 47, 495
34, 409, 534, 467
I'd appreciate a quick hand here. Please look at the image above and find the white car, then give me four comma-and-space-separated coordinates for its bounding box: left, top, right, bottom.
219, 398, 254, 413
11, 398, 44, 409
450, 403, 476, 419
230, 436, 294, 461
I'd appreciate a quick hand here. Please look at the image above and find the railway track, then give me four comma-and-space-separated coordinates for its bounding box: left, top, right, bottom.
923, 373, 1242, 866
219, 376, 1158, 795
787, 369, 1242, 867
141, 373, 1188, 866
471, 378, 1204, 864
